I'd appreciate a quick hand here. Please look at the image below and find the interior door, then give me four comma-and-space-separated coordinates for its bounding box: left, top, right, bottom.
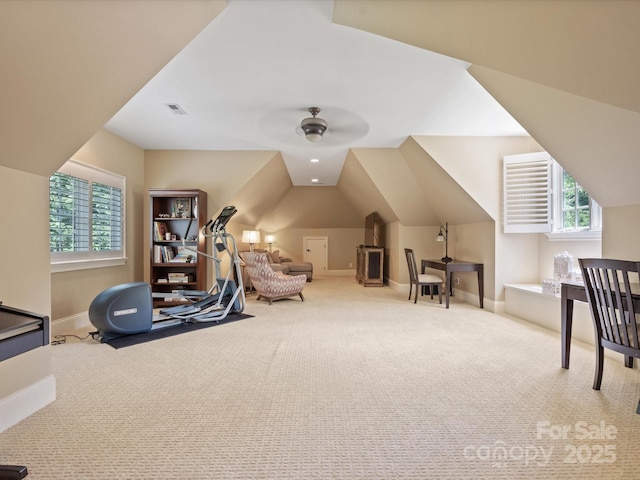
303, 236, 327, 276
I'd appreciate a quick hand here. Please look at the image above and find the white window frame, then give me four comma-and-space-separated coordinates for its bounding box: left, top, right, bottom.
547, 161, 601, 241
503, 152, 601, 240
50, 159, 127, 273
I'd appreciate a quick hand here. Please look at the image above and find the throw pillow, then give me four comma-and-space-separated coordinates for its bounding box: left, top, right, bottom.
271, 250, 281, 263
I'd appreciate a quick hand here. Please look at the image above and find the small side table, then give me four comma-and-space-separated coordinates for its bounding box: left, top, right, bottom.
239, 261, 254, 295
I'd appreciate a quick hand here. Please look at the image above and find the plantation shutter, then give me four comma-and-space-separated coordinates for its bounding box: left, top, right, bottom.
503, 152, 552, 233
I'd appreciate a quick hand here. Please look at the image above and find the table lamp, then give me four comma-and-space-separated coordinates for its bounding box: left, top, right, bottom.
264, 234, 276, 252
436, 222, 452, 263
242, 230, 261, 252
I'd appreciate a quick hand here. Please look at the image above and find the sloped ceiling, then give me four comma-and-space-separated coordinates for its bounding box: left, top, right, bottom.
333, 0, 640, 208
399, 138, 490, 225
228, 152, 293, 226
0, 0, 225, 176
337, 151, 398, 224
411, 135, 542, 220
333, 0, 640, 113
337, 142, 492, 228
468, 68, 640, 208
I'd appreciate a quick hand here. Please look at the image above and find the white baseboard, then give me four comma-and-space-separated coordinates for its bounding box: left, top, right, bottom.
51, 312, 90, 337
389, 280, 493, 311
0, 375, 56, 433
326, 269, 356, 276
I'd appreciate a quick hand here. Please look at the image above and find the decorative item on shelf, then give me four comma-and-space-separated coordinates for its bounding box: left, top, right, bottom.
264, 234, 276, 252
300, 107, 327, 142
541, 279, 561, 296
553, 251, 574, 282
242, 230, 261, 252
171, 197, 191, 218
435, 222, 452, 263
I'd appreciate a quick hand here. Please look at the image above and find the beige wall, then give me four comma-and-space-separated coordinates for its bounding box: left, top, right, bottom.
395, 225, 442, 285
51, 130, 145, 321
0, 166, 52, 400
144, 149, 281, 222
602, 205, 640, 260
270, 228, 363, 271
452, 222, 495, 301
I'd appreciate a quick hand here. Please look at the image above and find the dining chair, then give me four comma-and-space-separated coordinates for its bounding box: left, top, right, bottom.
579, 258, 640, 413
404, 248, 443, 304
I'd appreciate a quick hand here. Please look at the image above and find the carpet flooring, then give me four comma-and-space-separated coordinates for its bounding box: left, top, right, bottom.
1, 276, 639, 479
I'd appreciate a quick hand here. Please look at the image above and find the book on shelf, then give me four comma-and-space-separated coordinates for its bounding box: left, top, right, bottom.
154, 245, 178, 263
167, 272, 191, 283
153, 221, 169, 241
170, 246, 196, 263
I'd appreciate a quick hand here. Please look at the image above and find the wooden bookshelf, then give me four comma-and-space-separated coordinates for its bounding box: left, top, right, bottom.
149, 189, 207, 307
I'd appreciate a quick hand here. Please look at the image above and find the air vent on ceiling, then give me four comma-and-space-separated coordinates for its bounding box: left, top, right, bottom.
165, 103, 187, 115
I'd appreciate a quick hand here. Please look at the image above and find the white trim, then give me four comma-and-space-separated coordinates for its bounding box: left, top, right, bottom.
51, 312, 91, 337
51, 256, 127, 273
327, 269, 356, 276
58, 159, 124, 189
545, 230, 602, 241
389, 280, 494, 311
0, 375, 56, 433
50, 158, 127, 271
551, 160, 602, 234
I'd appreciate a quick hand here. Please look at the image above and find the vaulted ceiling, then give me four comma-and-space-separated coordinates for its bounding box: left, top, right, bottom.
2, 0, 638, 233
334, 0, 640, 208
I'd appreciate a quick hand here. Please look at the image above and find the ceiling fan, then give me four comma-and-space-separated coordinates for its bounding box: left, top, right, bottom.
258, 106, 369, 147
300, 107, 328, 142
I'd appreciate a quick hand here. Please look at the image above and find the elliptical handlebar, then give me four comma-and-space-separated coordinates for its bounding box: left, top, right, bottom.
208, 205, 237, 234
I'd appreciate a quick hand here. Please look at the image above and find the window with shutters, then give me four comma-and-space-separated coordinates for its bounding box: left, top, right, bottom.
50, 159, 126, 272
549, 160, 601, 239
503, 152, 601, 239
503, 152, 552, 233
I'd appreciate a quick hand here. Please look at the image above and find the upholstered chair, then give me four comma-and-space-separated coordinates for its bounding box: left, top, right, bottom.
242, 252, 306, 305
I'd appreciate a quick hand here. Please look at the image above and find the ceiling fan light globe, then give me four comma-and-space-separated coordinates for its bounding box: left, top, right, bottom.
301, 114, 327, 141
305, 132, 323, 142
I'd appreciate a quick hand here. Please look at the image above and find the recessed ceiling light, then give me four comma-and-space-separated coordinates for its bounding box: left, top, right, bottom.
310, 158, 319, 163
311, 178, 320, 183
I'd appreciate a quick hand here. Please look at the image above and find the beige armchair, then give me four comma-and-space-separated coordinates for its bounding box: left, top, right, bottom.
242, 252, 306, 305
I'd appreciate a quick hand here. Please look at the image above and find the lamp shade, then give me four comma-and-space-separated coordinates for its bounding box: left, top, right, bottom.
264, 234, 275, 244
242, 230, 261, 244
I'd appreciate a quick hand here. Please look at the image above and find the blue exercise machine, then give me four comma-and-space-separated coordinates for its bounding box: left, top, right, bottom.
89, 206, 245, 342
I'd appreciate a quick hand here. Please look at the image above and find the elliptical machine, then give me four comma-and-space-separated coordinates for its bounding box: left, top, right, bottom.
88, 206, 245, 342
